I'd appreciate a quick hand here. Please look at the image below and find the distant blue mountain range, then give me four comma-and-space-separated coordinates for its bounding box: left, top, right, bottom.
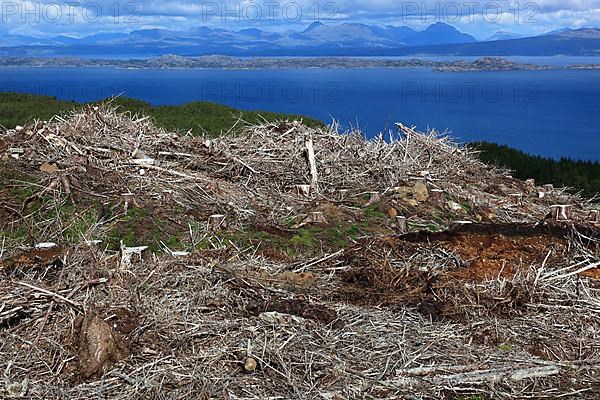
1, 22, 599, 57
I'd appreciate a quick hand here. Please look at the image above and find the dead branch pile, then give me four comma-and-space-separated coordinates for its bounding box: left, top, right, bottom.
204, 121, 487, 192
1, 104, 594, 231
1, 103, 600, 399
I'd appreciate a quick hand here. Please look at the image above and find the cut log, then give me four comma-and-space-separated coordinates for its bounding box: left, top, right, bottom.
525, 178, 536, 187
120, 242, 149, 269
34, 242, 58, 249
207, 214, 227, 230
396, 216, 407, 234
543, 184, 554, 193
549, 205, 572, 221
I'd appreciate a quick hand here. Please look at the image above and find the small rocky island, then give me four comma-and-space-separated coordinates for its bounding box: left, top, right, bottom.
1, 55, 599, 71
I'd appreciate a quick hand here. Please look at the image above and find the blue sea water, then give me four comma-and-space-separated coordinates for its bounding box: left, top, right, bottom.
1, 65, 599, 160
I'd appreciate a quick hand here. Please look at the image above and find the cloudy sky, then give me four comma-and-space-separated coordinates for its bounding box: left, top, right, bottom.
1, 0, 599, 39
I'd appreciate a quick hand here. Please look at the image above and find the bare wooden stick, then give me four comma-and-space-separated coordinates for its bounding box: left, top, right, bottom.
17, 281, 82, 310
305, 136, 319, 192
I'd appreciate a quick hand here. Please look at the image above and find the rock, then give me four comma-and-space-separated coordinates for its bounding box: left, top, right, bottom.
5, 382, 22, 397
447, 201, 463, 212
78, 313, 129, 379
40, 161, 59, 174
280, 271, 315, 286
413, 182, 429, 202
393, 186, 412, 197
386, 207, 398, 219
244, 357, 257, 372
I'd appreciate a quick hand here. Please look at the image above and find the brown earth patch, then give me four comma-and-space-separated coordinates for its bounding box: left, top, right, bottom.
580, 269, 600, 280
400, 224, 580, 281
333, 224, 599, 318
444, 233, 564, 281
0, 246, 66, 281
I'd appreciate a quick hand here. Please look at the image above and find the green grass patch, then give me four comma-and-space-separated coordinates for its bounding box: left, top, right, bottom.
0, 93, 325, 137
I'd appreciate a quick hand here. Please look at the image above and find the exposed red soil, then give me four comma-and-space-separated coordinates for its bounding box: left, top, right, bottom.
400, 224, 596, 281
334, 223, 600, 316
443, 232, 565, 280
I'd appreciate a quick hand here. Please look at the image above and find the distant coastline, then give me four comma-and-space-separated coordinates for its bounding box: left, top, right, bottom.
1, 55, 599, 72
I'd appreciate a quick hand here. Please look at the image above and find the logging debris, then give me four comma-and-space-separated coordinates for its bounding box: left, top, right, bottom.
0, 103, 599, 399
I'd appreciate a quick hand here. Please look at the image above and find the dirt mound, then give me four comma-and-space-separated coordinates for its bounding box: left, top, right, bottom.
1, 103, 599, 399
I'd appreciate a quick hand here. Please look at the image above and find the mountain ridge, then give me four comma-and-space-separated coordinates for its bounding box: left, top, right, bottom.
1, 24, 599, 57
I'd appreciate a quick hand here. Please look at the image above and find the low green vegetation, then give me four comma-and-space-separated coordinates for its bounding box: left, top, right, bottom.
0, 92, 78, 128
471, 141, 600, 197
0, 92, 324, 136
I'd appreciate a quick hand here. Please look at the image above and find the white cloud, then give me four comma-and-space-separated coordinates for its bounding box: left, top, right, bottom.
0, 0, 598, 37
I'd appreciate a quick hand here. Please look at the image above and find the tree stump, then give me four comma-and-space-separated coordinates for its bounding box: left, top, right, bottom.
119, 193, 140, 212
208, 214, 227, 230
119, 243, 149, 270
549, 205, 572, 221
543, 184, 554, 193
294, 185, 311, 198
162, 190, 174, 203
396, 216, 407, 234
307, 212, 328, 224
